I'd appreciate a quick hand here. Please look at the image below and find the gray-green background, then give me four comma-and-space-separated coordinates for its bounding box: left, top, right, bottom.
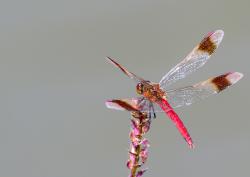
0, 1, 249, 177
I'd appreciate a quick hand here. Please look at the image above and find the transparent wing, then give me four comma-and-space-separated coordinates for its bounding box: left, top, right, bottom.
106, 57, 145, 83
159, 30, 224, 91
105, 97, 165, 113
166, 72, 243, 108
106, 72, 243, 112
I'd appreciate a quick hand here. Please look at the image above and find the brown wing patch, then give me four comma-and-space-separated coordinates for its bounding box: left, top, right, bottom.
110, 99, 139, 112
212, 73, 232, 92
198, 35, 217, 55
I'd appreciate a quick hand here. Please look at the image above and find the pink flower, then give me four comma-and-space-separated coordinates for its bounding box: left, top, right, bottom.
127, 111, 151, 177
136, 169, 147, 177
140, 148, 148, 164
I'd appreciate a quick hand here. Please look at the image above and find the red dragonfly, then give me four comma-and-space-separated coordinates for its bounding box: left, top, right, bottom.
105, 30, 243, 148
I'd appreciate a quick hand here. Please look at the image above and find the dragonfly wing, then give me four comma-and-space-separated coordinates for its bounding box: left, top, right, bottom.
166, 72, 243, 108
105, 97, 149, 112
105, 97, 165, 113
106, 57, 145, 83
159, 30, 224, 91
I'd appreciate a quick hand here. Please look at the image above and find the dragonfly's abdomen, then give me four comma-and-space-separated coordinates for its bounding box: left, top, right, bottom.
158, 99, 194, 148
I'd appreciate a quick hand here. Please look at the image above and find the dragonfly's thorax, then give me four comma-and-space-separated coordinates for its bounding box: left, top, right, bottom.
136, 82, 165, 102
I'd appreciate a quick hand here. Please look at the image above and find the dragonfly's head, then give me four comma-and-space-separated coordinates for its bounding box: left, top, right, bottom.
136, 83, 144, 95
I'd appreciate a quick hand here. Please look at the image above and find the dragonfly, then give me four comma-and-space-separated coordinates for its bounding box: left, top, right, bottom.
105, 30, 243, 148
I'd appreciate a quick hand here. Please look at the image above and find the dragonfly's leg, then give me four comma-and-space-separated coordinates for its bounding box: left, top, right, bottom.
137, 97, 154, 121
148, 101, 152, 119
148, 101, 156, 118
148, 110, 151, 119
151, 103, 156, 118
146, 102, 154, 119
137, 97, 145, 110
146, 100, 152, 120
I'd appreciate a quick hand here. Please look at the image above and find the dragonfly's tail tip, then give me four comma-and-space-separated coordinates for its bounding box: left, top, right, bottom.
188, 143, 195, 149
187, 140, 195, 149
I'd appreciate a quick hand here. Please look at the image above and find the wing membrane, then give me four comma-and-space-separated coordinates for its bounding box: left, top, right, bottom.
159, 30, 224, 91
106, 57, 145, 83
105, 97, 164, 113
106, 72, 243, 111
105, 98, 142, 112
166, 72, 243, 108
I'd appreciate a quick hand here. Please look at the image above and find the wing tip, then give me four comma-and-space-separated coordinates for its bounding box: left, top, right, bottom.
207, 29, 224, 47
214, 29, 224, 36
105, 100, 125, 111
106, 56, 116, 64
198, 29, 224, 55
227, 72, 244, 84
105, 99, 140, 112
105, 56, 134, 79
105, 100, 114, 109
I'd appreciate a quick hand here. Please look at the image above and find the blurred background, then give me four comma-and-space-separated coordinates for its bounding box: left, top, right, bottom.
0, 0, 249, 177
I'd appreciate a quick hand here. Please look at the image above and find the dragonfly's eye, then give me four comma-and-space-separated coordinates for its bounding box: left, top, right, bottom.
136, 83, 143, 94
